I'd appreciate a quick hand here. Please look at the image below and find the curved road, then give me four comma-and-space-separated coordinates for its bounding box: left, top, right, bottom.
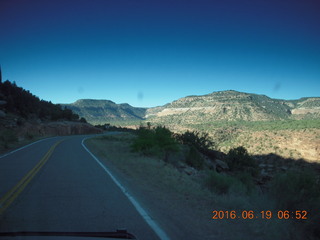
0, 135, 166, 240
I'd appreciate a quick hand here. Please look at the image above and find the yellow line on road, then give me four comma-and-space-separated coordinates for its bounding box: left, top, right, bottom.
0, 140, 63, 215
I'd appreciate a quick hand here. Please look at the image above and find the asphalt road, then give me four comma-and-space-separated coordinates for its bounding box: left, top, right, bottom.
0, 135, 166, 240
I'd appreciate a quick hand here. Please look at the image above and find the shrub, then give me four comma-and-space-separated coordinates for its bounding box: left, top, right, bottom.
205, 171, 244, 195
185, 145, 204, 170
269, 169, 320, 210
234, 171, 256, 194
131, 127, 157, 155
226, 146, 259, 177
0, 129, 18, 149
205, 171, 256, 196
175, 130, 215, 152
79, 117, 87, 123
131, 125, 178, 161
269, 169, 320, 239
25, 132, 34, 140
154, 126, 178, 153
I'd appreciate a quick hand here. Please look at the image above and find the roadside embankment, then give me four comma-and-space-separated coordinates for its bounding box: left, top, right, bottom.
85, 133, 316, 240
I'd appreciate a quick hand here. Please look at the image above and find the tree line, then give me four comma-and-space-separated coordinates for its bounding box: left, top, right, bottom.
0, 80, 86, 122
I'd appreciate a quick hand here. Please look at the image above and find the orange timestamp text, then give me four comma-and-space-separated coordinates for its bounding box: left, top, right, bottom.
212, 210, 308, 220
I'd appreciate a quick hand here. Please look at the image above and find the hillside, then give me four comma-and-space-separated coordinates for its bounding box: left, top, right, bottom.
146, 90, 320, 124
62, 99, 147, 125
0, 80, 82, 123
0, 80, 101, 151
143, 91, 320, 161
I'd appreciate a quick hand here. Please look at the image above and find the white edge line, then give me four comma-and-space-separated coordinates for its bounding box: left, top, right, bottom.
0, 137, 58, 159
81, 137, 170, 240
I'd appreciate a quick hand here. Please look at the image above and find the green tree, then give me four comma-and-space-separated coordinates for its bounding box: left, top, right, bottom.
185, 145, 204, 169
131, 126, 157, 154
154, 126, 179, 161
132, 125, 178, 161
79, 117, 87, 123
226, 146, 258, 177
175, 130, 215, 152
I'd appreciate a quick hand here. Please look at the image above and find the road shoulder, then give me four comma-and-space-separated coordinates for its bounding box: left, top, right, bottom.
84, 134, 241, 240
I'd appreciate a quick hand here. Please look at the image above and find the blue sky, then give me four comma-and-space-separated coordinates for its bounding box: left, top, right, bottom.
0, 0, 319, 107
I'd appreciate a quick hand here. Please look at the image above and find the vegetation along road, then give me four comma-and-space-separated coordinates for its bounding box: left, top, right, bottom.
0, 134, 167, 240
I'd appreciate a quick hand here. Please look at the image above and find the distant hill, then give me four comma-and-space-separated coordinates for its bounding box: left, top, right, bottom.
146, 90, 320, 124
62, 99, 147, 125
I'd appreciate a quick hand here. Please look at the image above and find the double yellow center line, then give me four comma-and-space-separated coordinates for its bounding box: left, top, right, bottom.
0, 140, 63, 215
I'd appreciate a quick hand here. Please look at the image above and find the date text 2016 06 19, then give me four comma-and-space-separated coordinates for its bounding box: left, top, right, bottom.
212, 210, 308, 220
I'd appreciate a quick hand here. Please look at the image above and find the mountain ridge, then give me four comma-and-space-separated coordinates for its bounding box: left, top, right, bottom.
62, 90, 320, 125
147, 90, 320, 123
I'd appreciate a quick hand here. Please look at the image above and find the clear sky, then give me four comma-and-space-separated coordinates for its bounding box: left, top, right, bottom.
0, 0, 319, 107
